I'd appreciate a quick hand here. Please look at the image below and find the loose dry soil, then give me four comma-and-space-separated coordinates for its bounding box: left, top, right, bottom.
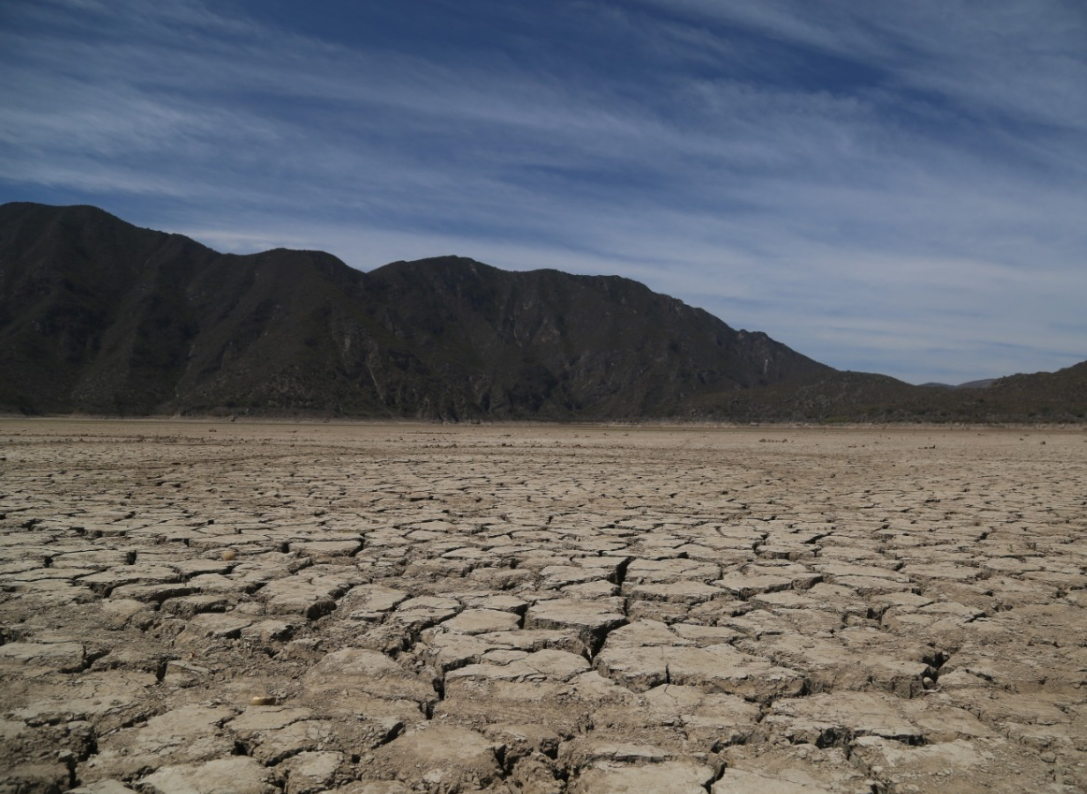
1, 420, 1085, 793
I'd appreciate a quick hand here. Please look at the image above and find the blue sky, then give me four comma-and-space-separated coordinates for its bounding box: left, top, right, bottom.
2, 0, 1085, 384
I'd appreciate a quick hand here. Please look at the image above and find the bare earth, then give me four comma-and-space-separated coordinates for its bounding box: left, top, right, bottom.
1, 420, 1085, 794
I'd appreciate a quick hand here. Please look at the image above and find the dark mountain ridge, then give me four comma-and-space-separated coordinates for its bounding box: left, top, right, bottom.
0, 202, 829, 419
690, 362, 1087, 423
3, 202, 1082, 422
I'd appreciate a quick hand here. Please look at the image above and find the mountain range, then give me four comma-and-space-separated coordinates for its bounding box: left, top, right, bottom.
1, 202, 1083, 422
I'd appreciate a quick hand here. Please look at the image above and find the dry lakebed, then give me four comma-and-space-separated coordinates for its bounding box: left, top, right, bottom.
1, 420, 1085, 793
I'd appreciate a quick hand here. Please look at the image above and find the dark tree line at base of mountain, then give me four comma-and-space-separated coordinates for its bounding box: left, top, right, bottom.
1, 202, 1084, 422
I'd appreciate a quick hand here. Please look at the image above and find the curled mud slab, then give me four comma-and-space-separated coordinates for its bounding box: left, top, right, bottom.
1, 420, 1085, 793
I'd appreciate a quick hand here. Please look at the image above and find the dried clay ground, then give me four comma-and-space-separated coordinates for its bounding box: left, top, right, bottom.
1, 420, 1086, 794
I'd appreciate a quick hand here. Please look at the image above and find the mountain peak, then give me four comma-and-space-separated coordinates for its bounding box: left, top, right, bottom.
3, 202, 1081, 422
0, 203, 828, 418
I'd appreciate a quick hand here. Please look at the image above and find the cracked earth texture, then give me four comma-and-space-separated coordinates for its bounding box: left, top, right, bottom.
1, 420, 1085, 794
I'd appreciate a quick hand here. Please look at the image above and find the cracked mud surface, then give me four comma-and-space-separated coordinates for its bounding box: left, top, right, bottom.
1, 420, 1085, 793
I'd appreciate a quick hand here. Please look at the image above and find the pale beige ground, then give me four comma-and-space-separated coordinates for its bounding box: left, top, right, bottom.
1, 420, 1085, 794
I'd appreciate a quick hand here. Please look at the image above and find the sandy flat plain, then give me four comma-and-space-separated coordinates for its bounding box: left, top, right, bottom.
1, 419, 1085, 794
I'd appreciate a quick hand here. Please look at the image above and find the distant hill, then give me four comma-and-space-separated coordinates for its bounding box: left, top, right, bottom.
690, 364, 1086, 422
918, 378, 997, 389
0, 202, 829, 419
2, 202, 1082, 422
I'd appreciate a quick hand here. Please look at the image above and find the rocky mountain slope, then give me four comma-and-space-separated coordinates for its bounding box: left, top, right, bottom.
3, 202, 1082, 422
0, 202, 830, 419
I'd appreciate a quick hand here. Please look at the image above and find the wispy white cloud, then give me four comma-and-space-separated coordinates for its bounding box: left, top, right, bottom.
1, 0, 1084, 383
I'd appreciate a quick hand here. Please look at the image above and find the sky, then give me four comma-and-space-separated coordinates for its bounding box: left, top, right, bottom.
2, 0, 1085, 384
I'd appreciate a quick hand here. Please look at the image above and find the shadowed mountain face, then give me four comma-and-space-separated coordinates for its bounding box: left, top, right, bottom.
0, 202, 830, 419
